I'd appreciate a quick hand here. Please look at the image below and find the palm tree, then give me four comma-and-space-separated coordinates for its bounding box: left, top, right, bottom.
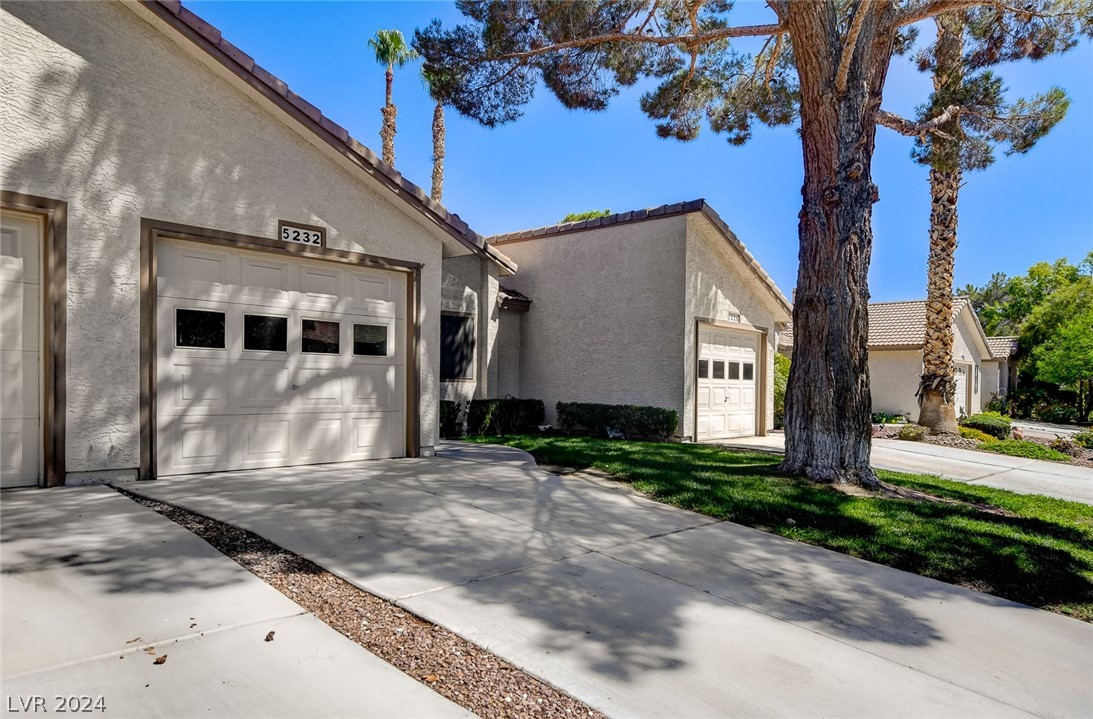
368, 29, 418, 167
421, 65, 450, 202
909, 9, 1072, 434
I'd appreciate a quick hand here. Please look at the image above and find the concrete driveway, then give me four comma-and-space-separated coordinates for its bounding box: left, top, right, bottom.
0, 486, 471, 718
123, 444, 1093, 719
724, 433, 1093, 505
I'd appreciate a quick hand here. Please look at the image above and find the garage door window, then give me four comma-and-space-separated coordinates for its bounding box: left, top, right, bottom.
244, 314, 287, 352
302, 319, 340, 354
176, 309, 225, 349
353, 324, 388, 357
742, 363, 754, 381
712, 361, 725, 379
728, 362, 740, 380
441, 314, 474, 380
698, 360, 708, 379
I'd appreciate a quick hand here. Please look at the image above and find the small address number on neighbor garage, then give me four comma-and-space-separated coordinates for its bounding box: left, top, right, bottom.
279, 222, 324, 247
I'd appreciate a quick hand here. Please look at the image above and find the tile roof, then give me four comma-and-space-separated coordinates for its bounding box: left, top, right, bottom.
985, 335, 1018, 359
867, 298, 971, 347
498, 285, 532, 311
490, 200, 792, 319
141, 1, 516, 274
781, 298, 997, 352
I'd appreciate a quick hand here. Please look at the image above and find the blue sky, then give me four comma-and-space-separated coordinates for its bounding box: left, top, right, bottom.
189, 1, 1092, 302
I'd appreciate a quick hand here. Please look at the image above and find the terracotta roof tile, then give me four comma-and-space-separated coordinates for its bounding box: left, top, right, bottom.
782, 298, 983, 350
985, 336, 1018, 359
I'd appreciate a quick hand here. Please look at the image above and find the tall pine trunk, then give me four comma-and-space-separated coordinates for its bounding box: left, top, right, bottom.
917, 13, 965, 434
432, 101, 445, 202
781, 1, 898, 487
381, 65, 396, 166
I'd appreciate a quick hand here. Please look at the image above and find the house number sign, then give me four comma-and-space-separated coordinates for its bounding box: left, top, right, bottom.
278, 220, 325, 247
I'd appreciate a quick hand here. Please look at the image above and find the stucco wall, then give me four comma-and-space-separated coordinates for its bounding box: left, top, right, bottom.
1, 1, 455, 471
868, 349, 922, 418
682, 215, 787, 439
497, 215, 689, 425
496, 308, 522, 398
981, 361, 1003, 402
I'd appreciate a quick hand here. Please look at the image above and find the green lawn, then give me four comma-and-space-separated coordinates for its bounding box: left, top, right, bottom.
470, 434, 1093, 621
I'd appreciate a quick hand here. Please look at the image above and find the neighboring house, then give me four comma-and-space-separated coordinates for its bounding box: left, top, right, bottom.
982, 336, 1019, 401
489, 201, 794, 441
867, 299, 995, 419
1, 0, 513, 487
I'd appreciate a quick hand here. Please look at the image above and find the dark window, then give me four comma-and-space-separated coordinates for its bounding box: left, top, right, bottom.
742, 363, 754, 381
712, 361, 725, 379
441, 314, 474, 380
728, 362, 741, 380
244, 315, 287, 352
176, 309, 225, 349
354, 324, 388, 356
302, 319, 340, 354
698, 360, 709, 379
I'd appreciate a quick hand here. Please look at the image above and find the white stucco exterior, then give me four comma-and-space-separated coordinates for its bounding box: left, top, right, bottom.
495, 210, 791, 437
1, 1, 493, 479
868, 304, 992, 418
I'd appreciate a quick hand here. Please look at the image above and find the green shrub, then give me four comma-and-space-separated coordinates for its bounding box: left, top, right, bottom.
439, 401, 463, 440
984, 393, 1008, 414
960, 413, 1012, 440
773, 354, 790, 429
1073, 430, 1093, 449
872, 412, 905, 424
959, 426, 994, 443
1035, 403, 1081, 424
898, 424, 928, 441
981, 439, 1071, 462
466, 398, 545, 435
556, 402, 679, 441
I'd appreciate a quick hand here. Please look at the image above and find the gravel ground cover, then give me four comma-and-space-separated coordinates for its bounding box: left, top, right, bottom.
115, 488, 603, 719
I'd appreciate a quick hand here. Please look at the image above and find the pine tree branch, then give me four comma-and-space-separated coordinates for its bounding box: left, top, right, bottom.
836, 0, 873, 94
896, 0, 1082, 27
877, 106, 962, 138
482, 22, 786, 64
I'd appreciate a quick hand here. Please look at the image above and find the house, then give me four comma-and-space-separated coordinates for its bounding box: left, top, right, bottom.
982, 336, 1019, 401
1, 1, 793, 490
867, 298, 997, 419
1, 0, 513, 487
488, 202, 793, 441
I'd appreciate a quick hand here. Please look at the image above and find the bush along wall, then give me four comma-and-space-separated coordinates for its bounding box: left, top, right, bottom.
440, 401, 463, 440
959, 412, 1013, 440
556, 402, 679, 441
466, 399, 545, 435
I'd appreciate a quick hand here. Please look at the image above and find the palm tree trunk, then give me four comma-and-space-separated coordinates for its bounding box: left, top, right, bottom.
917, 12, 964, 435
431, 102, 445, 202
381, 65, 396, 166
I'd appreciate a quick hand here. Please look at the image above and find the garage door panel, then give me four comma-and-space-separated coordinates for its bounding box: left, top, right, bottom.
156, 239, 406, 476
696, 324, 760, 441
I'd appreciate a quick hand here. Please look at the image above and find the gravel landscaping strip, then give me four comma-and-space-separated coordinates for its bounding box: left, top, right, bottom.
114, 487, 603, 719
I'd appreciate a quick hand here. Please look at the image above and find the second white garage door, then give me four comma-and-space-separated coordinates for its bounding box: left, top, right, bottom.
156, 238, 406, 476
696, 325, 758, 441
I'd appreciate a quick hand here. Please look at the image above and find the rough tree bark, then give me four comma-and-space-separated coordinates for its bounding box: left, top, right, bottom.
781, 1, 899, 487
431, 101, 445, 202
917, 12, 965, 434
381, 65, 396, 166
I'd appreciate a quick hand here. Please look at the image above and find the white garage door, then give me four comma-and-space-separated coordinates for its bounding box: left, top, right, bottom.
1, 212, 43, 488
696, 325, 758, 441
156, 238, 406, 476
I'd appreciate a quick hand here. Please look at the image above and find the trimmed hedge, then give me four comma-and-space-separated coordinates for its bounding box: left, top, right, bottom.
440, 401, 463, 440
960, 412, 1012, 440
467, 398, 545, 435
898, 424, 928, 442
556, 402, 679, 441
958, 426, 995, 443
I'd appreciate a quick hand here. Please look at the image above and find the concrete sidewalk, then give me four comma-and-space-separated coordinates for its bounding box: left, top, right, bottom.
721, 433, 1093, 505
125, 449, 1093, 719
0, 486, 472, 719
